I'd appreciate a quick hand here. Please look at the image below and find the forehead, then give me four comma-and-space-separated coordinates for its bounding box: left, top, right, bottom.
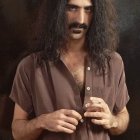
67, 0, 92, 7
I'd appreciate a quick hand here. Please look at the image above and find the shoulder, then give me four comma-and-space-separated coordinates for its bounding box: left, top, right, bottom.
109, 52, 125, 74
19, 51, 43, 67
17, 52, 43, 74
110, 52, 123, 63
110, 52, 124, 67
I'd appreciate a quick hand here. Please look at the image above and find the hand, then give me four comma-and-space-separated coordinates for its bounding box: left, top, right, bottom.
84, 97, 117, 129
37, 109, 82, 133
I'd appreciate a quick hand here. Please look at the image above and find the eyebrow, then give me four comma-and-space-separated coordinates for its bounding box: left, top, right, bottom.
66, 4, 93, 9
66, 4, 79, 8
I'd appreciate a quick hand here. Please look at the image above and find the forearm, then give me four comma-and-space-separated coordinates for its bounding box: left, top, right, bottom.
109, 108, 129, 135
12, 117, 43, 140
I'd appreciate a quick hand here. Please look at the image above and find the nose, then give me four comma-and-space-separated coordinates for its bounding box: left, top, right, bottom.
77, 9, 85, 24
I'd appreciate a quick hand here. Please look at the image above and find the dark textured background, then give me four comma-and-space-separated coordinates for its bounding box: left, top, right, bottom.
0, 0, 140, 139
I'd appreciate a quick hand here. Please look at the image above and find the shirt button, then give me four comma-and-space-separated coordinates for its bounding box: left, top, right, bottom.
87, 67, 91, 71
80, 119, 84, 123
86, 87, 91, 91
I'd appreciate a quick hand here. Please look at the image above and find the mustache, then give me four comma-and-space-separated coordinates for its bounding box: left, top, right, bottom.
69, 22, 88, 30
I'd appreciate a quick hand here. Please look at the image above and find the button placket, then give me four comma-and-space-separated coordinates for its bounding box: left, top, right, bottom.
86, 86, 91, 91
84, 59, 93, 108
87, 67, 91, 71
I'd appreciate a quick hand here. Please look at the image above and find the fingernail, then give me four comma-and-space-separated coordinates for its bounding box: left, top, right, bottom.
90, 97, 94, 100
85, 103, 89, 108
80, 119, 84, 123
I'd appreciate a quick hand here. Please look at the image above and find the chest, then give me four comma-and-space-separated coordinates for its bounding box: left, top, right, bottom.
62, 58, 85, 90
33, 62, 115, 113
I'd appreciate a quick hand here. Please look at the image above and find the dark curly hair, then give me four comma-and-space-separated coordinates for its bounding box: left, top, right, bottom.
40, 0, 119, 74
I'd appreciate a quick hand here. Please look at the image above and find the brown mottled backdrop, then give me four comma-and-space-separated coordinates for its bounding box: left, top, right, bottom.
0, 0, 140, 139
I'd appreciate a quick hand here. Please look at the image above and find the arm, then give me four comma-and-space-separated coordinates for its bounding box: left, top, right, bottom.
12, 104, 42, 140
109, 106, 129, 135
84, 97, 129, 135
12, 104, 82, 140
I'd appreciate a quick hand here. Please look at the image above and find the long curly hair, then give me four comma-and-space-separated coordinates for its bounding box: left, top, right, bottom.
41, 0, 119, 74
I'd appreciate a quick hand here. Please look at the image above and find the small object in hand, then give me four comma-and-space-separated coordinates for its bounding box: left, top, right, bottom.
85, 103, 90, 108
92, 101, 101, 104
90, 97, 101, 104
80, 119, 84, 123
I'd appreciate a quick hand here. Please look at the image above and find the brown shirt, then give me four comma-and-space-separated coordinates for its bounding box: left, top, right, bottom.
10, 52, 129, 140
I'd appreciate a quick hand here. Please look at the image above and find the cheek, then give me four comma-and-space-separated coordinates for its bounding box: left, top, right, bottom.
87, 15, 93, 25
86, 18, 92, 26
88, 19, 92, 26
66, 12, 75, 23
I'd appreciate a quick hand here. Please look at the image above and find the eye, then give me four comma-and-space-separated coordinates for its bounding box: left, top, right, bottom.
66, 4, 78, 12
85, 6, 93, 13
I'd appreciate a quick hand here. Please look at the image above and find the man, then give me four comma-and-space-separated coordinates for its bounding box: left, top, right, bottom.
10, 0, 130, 139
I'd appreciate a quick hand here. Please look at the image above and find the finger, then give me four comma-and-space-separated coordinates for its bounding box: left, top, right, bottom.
56, 111, 79, 126
90, 97, 103, 103
85, 103, 103, 112
57, 125, 74, 134
90, 97, 106, 106
91, 118, 108, 126
60, 121, 76, 131
84, 111, 104, 118
85, 97, 109, 112
64, 116, 79, 126
62, 109, 82, 121
86, 106, 103, 112
85, 98, 103, 107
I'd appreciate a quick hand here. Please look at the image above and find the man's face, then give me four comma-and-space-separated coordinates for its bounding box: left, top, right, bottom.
66, 0, 93, 40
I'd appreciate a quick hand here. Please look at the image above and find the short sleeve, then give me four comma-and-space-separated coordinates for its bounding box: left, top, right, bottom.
10, 58, 33, 114
114, 58, 130, 113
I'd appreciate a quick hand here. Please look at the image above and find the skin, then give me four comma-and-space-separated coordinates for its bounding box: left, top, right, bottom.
12, 0, 92, 139
66, 0, 93, 41
11, 0, 129, 139
84, 97, 129, 135
12, 104, 82, 140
